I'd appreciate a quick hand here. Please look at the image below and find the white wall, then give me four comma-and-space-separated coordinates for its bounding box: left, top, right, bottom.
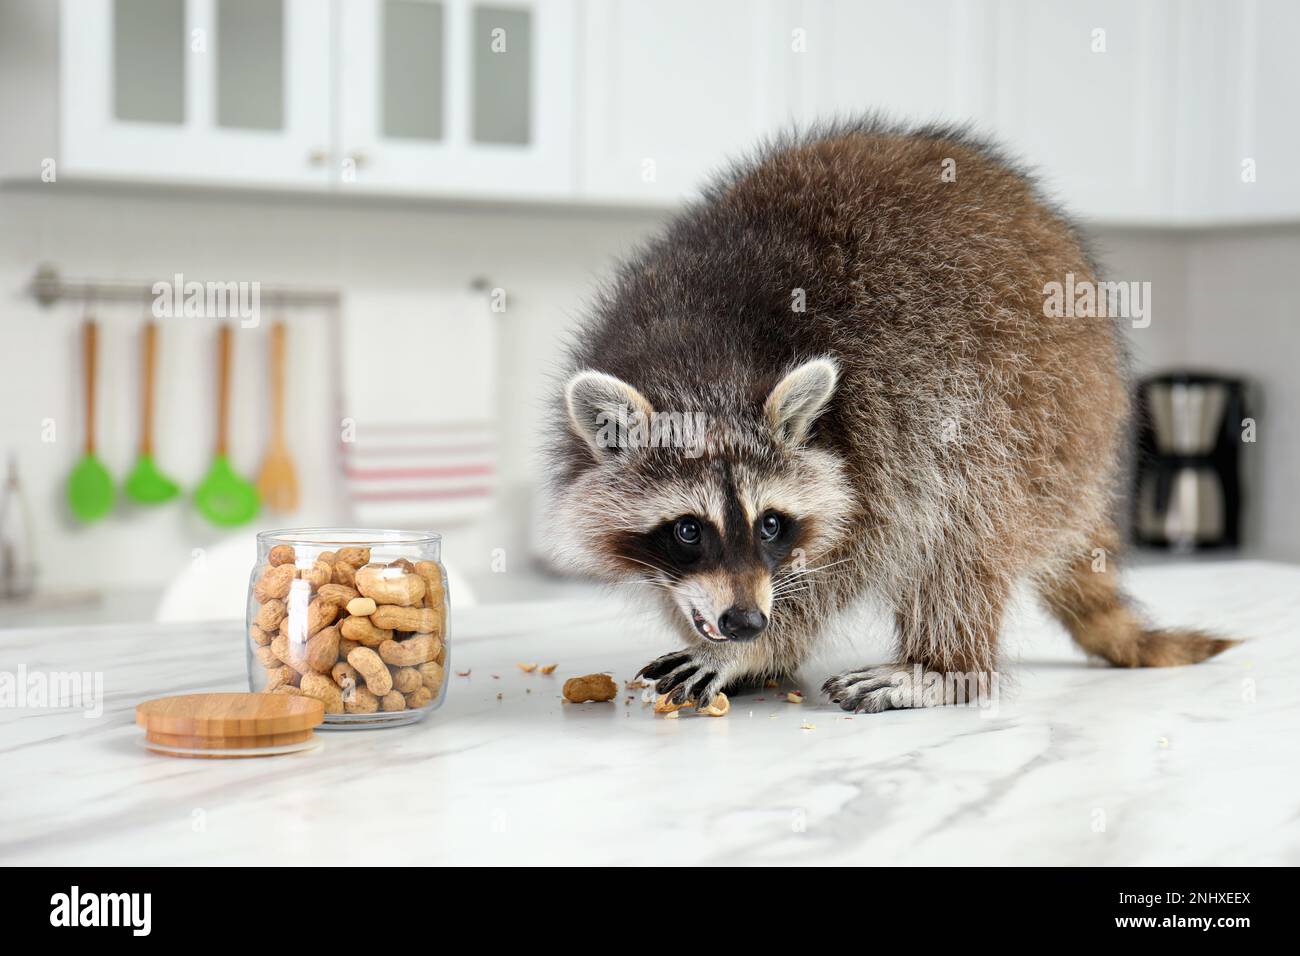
1181, 226, 1300, 560
0, 185, 1295, 602
1091, 229, 1190, 371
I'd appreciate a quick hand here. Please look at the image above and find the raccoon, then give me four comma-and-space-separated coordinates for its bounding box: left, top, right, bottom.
546, 119, 1236, 713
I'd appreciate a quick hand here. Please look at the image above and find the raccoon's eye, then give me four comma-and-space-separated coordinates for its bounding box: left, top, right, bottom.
759, 512, 782, 542
673, 517, 702, 546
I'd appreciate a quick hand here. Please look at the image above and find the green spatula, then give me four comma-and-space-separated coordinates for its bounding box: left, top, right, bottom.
195, 325, 259, 526
124, 321, 180, 504
67, 318, 114, 523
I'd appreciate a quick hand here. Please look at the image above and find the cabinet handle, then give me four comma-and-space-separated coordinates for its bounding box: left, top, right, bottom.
307, 148, 329, 166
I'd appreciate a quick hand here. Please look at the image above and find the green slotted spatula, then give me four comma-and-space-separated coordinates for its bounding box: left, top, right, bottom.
124, 320, 180, 504
194, 325, 259, 526
67, 318, 114, 523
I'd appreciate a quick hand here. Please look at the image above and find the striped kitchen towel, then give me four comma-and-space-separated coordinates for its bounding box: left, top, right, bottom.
339, 290, 497, 526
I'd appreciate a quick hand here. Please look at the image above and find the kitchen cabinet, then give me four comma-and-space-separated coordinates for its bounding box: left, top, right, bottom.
987, 0, 1300, 225
1175, 0, 1300, 224
579, 0, 790, 204
578, 0, 997, 205
3, 0, 1297, 224
578, 0, 1157, 216
28, 0, 573, 197
336, 0, 577, 199
59, 0, 333, 188
989, 0, 1179, 224
781, 0, 996, 131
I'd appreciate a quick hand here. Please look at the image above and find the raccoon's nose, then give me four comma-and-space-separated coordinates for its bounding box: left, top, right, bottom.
718, 606, 767, 641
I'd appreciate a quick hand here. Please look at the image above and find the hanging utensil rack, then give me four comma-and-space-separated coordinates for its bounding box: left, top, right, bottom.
30, 263, 349, 522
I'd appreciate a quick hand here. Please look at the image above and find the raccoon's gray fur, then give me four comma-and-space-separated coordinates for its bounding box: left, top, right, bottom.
547, 119, 1235, 713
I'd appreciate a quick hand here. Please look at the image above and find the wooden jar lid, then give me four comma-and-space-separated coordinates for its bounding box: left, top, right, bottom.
136, 693, 324, 754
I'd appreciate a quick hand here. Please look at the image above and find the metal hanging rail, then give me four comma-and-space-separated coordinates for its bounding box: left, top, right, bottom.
27, 264, 342, 309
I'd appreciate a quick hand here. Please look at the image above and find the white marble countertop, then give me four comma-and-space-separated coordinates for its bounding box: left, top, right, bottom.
1, 562, 1297, 866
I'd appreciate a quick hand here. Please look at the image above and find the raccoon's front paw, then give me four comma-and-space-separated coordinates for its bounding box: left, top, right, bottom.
823, 664, 943, 714
637, 649, 733, 708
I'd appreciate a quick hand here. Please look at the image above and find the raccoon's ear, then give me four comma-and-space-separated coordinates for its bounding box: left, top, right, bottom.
564, 370, 655, 458
765, 357, 839, 445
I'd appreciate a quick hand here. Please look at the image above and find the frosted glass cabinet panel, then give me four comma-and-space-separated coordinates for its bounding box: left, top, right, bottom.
113, 0, 186, 124
215, 0, 286, 131
471, 5, 531, 145
381, 0, 445, 141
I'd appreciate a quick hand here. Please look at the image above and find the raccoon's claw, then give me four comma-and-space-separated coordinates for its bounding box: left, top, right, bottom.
656, 665, 698, 696
638, 651, 691, 681
688, 671, 720, 704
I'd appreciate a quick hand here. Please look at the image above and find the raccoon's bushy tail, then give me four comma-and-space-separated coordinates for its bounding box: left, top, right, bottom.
1041, 527, 1239, 668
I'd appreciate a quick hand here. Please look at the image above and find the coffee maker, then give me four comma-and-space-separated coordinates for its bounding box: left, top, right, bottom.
1132, 373, 1247, 551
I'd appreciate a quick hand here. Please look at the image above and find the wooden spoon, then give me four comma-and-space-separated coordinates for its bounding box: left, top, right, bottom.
256, 321, 299, 512
66, 318, 114, 522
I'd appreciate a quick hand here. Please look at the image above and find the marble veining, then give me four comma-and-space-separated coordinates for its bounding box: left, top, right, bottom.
0, 562, 1296, 865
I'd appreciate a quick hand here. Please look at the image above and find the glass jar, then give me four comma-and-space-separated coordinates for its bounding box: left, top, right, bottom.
247, 529, 449, 728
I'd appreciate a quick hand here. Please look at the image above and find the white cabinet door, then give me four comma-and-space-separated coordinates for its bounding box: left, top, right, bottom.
60, 0, 333, 187
990, 0, 1178, 223
336, 0, 576, 199
1184, 0, 1300, 223
579, 0, 790, 204
783, 0, 996, 131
